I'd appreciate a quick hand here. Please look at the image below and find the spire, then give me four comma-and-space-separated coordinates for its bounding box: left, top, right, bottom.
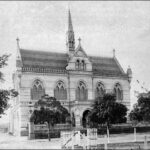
66, 9, 75, 54
68, 9, 73, 31
113, 49, 116, 57
16, 37, 22, 69
78, 37, 81, 45
16, 37, 21, 60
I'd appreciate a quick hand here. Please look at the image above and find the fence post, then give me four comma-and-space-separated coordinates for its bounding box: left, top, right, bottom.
144, 136, 148, 149
134, 127, 136, 142
104, 135, 108, 150
107, 126, 110, 143
28, 121, 35, 140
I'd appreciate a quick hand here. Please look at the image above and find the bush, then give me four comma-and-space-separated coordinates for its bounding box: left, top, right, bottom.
35, 130, 60, 139
97, 125, 150, 135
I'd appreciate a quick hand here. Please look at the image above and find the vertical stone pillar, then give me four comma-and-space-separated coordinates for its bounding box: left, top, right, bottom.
74, 102, 81, 129
28, 122, 35, 140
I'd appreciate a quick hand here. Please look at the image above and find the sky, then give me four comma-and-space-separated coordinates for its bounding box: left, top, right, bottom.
0, 1, 150, 123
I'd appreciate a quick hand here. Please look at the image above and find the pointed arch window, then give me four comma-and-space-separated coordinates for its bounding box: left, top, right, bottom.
75, 59, 80, 70
81, 60, 86, 70
75, 59, 86, 71
114, 83, 123, 101
76, 81, 88, 101
31, 80, 45, 100
54, 81, 67, 100
95, 82, 105, 98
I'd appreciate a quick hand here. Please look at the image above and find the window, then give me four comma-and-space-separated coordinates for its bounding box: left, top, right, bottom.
114, 83, 123, 101
76, 81, 88, 101
75, 59, 86, 71
54, 81, 67, 100
81, 60, 86, 70
75, 59, 80, 70
95, 82, 105, 98
31, 80, 45, 100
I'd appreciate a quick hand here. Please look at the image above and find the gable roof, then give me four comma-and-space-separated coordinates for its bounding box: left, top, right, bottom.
73, 44, 88, 58
20, 49, 127, 77
20, 49, 68, 70
89, 56, 126, 77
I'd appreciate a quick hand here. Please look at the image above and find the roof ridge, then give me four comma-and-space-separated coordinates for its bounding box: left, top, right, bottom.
20, 48, 67, 55
89, 55, 113, 59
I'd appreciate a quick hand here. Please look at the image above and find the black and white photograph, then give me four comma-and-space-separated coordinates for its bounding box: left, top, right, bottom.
0, 1, 150, 149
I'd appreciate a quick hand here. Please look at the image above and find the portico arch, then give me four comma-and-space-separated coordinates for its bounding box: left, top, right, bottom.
82, 109, 91, 128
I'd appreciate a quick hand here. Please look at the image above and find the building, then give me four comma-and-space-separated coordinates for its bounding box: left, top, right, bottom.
9, 10, 132, 136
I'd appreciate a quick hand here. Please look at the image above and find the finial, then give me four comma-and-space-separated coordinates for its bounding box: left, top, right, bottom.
16, 37, 20, 49
113, 49, 115, 57
78, 37, 81, 45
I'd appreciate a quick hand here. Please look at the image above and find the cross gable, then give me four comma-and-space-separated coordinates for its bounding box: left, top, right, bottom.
74, 46, 88, 58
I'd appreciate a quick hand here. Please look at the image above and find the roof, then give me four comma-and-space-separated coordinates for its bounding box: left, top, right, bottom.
20, 49, 68, 70
89, 56, 126, 77
20, 49, 127, 77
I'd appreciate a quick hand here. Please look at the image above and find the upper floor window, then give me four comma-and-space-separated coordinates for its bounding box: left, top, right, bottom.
95, 82, 105, 98
54, 81, 67, 100
114, 83, 123, 101
31, 79, 45, 100
76, 81, 88, 101
75, 59, 80, 70
75, 59, 86, 71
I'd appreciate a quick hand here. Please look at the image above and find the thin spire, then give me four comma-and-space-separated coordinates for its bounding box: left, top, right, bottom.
66, 9, 75, 53
16, 37, 21, 60
113, 49, 116, 57
78, 37, 81, 45
16, 37, 20, 49
68, 9, 73, 31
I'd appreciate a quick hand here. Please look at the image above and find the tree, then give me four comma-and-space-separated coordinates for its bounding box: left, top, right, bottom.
89, 93, 128, 128
0, 89, 18, 118
0, 54, 18, 118
30, 94, 70, 141
0, 54, 10, 81
129, 94, 150, 123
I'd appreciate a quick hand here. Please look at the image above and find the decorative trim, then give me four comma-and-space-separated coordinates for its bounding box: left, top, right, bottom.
76, 79, 88, 89
54, 79, 67, 89
22, 67, 67, 74
30, 77, 45, 89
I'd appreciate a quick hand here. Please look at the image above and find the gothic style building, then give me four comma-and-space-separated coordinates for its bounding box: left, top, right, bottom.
9, 10, 132, 136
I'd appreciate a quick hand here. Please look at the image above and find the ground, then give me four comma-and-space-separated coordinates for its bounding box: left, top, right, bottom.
0, 132, 150, 149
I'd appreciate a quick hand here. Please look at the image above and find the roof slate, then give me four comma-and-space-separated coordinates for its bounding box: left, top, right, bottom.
20, 49, 127, 77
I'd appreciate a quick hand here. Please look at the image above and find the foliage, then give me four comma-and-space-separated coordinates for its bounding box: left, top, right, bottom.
0, 89, 18, 118
0, 54, 18, 117
129, 94, 150, 123
89, 93, 128, 128
0, 54, 10, 81
30, 94, 70, 140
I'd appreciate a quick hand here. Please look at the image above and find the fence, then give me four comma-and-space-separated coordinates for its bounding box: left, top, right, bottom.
61, 128, 98, 149
28, 122, 71, 139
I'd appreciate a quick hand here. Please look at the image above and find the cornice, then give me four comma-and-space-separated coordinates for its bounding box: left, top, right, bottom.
22, 67, 67, 75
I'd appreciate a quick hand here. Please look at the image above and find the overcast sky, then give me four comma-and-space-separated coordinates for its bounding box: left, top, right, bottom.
0, 1, 150, 123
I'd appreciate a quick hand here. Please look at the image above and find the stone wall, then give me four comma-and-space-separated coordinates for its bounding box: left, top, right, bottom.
10, 70, 131, 135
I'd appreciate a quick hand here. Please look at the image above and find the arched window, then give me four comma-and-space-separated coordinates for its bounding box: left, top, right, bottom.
31, 80, 45, 100
54, 81, 67, 100
76, 81, 88, 101
95, 82, 105, 98
114, 83, 123, 101
75, 59, 80, 70
81, 60, 86, 70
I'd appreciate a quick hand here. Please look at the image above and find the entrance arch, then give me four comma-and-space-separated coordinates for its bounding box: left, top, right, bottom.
82, 110, 91, 128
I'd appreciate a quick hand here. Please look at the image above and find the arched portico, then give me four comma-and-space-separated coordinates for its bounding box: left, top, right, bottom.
82, 109, 91, 128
